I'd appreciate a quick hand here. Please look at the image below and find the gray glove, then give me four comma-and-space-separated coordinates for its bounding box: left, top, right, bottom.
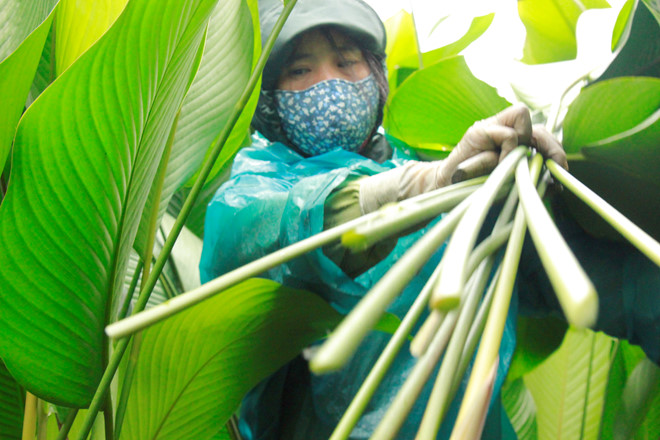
359, 105, 568, 214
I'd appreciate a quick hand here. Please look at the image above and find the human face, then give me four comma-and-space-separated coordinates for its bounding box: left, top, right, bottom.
277, 28, 371, 91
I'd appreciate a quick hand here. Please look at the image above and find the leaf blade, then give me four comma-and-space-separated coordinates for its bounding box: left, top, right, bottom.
121, 279, 341, 440
0, 0, 219, 407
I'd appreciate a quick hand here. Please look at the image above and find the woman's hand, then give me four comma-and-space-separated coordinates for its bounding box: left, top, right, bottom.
439, 104, 568, 185
359, 105, 568, 215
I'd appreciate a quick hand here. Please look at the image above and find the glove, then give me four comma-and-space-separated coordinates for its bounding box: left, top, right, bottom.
446, 104, 568, 183
359, 105, 568, 214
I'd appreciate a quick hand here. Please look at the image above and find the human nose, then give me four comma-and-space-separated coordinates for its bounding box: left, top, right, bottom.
315, 62, 344, 82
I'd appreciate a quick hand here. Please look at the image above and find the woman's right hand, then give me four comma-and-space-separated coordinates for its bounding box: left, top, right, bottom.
359, 104, 568, 215
442, 104, 568, 184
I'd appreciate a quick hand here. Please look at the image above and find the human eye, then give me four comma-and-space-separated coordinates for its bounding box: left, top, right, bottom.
285, 64, 310, 78
338, 59, 358, 69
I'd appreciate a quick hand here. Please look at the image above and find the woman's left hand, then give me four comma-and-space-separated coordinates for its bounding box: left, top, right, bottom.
441, 104, 568, 184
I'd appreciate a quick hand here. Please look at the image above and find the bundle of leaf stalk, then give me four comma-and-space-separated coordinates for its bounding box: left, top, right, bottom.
107, 146, 660, 440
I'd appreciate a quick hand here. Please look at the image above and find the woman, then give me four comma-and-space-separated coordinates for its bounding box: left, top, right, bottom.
200, 0, 659, 438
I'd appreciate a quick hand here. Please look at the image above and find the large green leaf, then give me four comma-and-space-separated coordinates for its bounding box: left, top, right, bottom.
120, 279, 341, 440
166, 164, 230, 238
563, 77, 660, 187
26, 23, 54, 107
518, 0, 611, 64
601, 342, 660, 440
561, 77, 660, 240
54, 0, 127, 75
0, 0, 57, 172
384, 11, 494, 91
134, 0, 257, 255
635, 375, 660, 439
0, 0, 54, 60
0, 359, 23, 440
501, 377, 538, 440
383, 55, 510, 148
384, 10, 420, 93
611, 0, 635, 51
523, 328, 614, 440
0, 0, 219, 407
612, 357, 660, 439
596, 0, 660, 81
418, 14, 494, 67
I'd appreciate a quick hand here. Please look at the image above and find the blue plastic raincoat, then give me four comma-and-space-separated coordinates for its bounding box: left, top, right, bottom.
199, 136, 518, 439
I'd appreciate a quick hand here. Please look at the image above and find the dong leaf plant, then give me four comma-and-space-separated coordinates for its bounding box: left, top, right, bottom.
1, 1, 660, 440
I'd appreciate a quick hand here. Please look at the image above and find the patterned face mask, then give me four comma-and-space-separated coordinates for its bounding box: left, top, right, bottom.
275, 75, 380, 156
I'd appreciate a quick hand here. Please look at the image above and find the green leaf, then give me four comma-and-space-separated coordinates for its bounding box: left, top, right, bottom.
501, 377, 538, 440
613, 356, 660, 439
134, 0, 257, 255
600, 342, 628, 440
611, 0, 635, 51
120, 279, 341, 440
507, 316, 568, 381
384, 10, 421, 92
0, 0, 55, 60
518, 0, 611, 64
597, 0, 660, 81
418, 13, 494, 67
26, 23, 55, 107
0, 0, 57, 172
560, 160, 660, 242
54, 0, 127, 75
159, 213, 203, 292
0, 359, 24, 440
383, 55, 510, 148
635, 374, 660, 439
642, 0, 660, 25
523, 328, 614, 439
0, 0, 219, 407
166, 165, 229, 237
384, 12, 495, 91
563, 77, 660, 203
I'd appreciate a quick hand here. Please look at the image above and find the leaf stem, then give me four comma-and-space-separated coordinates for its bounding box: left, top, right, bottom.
431, 146, 526, 310
103, 395, 114, 440
73, 337, 129, 440
55, 410, 78, 440
415, 259, 497, 440
22, 392, 37, 440
449, 152, 543, 439
411, 220, 512, 358
518, 158, 598, 328
37, 399, 47, 440
113, 333, 143, 440
159, 270, 178, 300
343, 177, 485, 251
141, 109, 181, 290
371, 306, 461, 440
329, 262, 444, 440
226, 415, 243, 440
117, 259, 143, 321
547, 159, 660, 267
415, 187, 517, 438
371, 261, 492, 440
410, 310, 444, 358
311, 192, 477, 374
106, 179, 481, 339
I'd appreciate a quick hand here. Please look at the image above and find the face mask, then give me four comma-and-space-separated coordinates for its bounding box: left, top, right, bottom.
275, 75, 380, 156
